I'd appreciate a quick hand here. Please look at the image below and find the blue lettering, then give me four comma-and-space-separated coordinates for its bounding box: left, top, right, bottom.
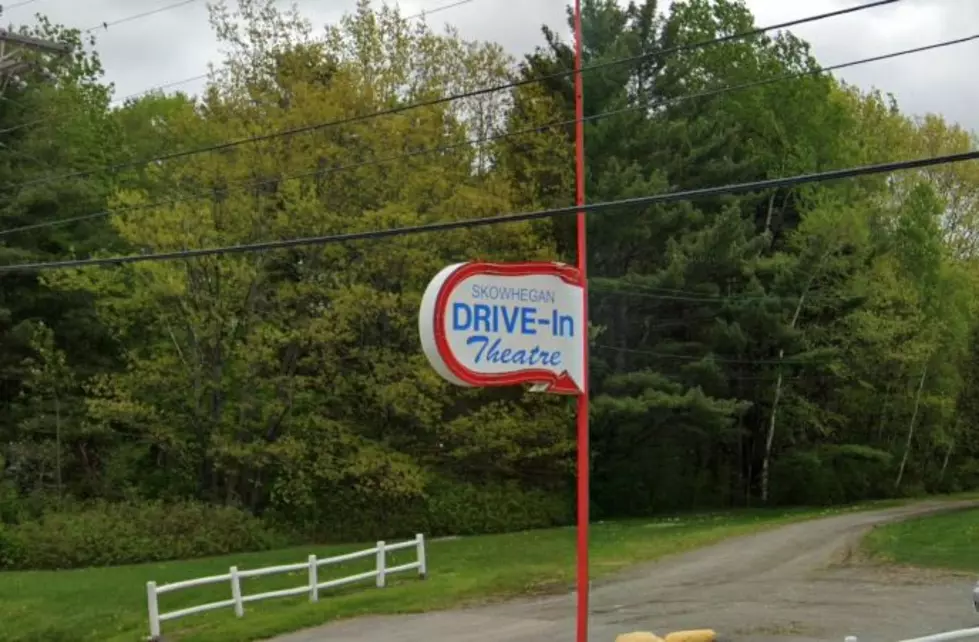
473, 304, 492, 332
453, 303, 471, 330
452, 302, 562, 335
528, 346, 542, 365
551, 309, 573, 337
469, 284, 557, 305
465, 335, 563, 369
467, 335, 508, 363
467, 335, 490, 362
501, 306, 520, 333
453, 299, 570, 372
520, 307, 537, 335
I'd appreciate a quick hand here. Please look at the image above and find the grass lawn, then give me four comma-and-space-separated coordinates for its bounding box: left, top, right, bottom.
862, 503, 979, 572
0, 501, 919, 642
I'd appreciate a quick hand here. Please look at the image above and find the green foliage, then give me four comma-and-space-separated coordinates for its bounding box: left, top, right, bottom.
0, 507, 829, 642
423, 478, 572, 535
862, 507, 979, 572
0, 500, 289, 570
293, 477, 572, 541
769, 445, 893, 506
1, 0, 979, 576
517, 0, 979, 511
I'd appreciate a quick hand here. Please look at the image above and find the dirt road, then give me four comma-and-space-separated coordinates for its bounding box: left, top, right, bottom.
270, 501, 979, 642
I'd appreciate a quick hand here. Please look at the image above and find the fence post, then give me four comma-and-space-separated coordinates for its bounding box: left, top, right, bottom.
416, 533, 427, 579
147, 581, 161, 639
376, 541, 386, 588
230, 566, 244, 617
308, 554, 319, 602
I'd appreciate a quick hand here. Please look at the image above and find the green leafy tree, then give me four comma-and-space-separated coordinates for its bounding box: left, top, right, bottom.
46, 0, 573, 537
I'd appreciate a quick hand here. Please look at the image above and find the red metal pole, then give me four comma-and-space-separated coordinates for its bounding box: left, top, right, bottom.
573, 0, 590, 641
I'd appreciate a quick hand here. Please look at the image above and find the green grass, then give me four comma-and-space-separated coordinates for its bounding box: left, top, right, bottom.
863, 503, 979, 572
0, 501, 925, 642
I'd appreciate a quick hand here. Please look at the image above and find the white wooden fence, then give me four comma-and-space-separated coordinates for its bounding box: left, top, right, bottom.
845, 629, 979, 642
146, 533, 427, 640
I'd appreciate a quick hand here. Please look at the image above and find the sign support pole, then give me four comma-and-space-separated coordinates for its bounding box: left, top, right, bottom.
572, 1, 590, 642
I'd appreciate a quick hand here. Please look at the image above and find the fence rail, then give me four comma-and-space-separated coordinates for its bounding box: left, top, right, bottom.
845, 629, 979, 642
146, 533, 427, 640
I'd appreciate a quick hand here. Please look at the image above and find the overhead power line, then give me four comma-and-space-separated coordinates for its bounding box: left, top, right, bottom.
84, 0, 476, 38
2, 30, 971, 239
0, 0, 479, 135
108, 0, 478, 103
593, 343, 820, 366
592, 284, 781, 304
402, 0, 478, 20
0, 0, 40, 12
2, 0, 896, 193
0, 149, 976, 274
82, 0, 200, 34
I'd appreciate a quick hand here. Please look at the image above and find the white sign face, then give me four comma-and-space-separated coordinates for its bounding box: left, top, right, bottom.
418, 262, 585, 395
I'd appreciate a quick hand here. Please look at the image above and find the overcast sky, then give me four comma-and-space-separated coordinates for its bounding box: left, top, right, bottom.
5, 0, 978, 133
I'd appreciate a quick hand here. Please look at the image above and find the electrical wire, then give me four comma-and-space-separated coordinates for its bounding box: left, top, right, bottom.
0, 0, 480, 136
2, 0, 897, 193
0, 0, 205, 136
106, 0, 478, 105
0, 0, 39, 12
84, 0, 476, 39
82, 0, 199, 34
402, 0, 478, 20
591, 284, 782, 304
0, 149, 975, 273
4, 30, 968, 238
594, 283, 853, 306
593, 343, 822, 366
592, 279, 783, 302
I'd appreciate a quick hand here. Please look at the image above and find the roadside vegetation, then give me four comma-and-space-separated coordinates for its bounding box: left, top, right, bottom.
862, 506, 979, 572
1, 504, 890, 642
2, 0, 979, 639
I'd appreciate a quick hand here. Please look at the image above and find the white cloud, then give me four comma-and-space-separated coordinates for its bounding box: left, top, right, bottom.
6, 0, 977, 132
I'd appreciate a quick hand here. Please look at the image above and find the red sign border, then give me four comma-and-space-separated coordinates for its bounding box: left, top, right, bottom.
430, 261, 584, 395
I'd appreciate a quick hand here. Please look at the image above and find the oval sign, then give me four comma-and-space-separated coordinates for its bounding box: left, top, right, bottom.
418, 262, 585, 395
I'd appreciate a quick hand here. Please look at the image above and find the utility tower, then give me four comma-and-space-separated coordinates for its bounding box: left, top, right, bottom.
0, 28, 69, 96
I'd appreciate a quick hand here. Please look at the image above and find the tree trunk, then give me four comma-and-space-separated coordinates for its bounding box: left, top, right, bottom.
763, 192, 776, 233
760, 365, 784, 504
54, 390, 62, 506
760, 291, 807, 503
737, 412, 746, 506
895, 365, 928, 489
939, 440, 954, 481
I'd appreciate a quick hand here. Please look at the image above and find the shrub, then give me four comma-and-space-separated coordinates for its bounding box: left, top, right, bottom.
769, 444, 894, 506
769, 449, 838, 506
277, 476, 573, 542
0, 500, 291, 570
423, 478, 572, 535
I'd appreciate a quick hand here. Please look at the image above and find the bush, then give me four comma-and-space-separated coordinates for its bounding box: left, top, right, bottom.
423, 478, 572, 535
769, 449, 838, 506
0, 500, 291, 570
769, 444, 894, 506
279, 477, 573, 542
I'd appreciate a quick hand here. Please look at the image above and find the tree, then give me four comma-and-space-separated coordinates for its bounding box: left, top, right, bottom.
0, 18, 124, 514
44, 0, 574, 537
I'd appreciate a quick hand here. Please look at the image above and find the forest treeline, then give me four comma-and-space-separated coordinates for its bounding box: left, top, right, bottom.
1, 0, 979, 569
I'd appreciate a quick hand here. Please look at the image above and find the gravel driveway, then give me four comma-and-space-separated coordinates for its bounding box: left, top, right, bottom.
269, 501, 979, 642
